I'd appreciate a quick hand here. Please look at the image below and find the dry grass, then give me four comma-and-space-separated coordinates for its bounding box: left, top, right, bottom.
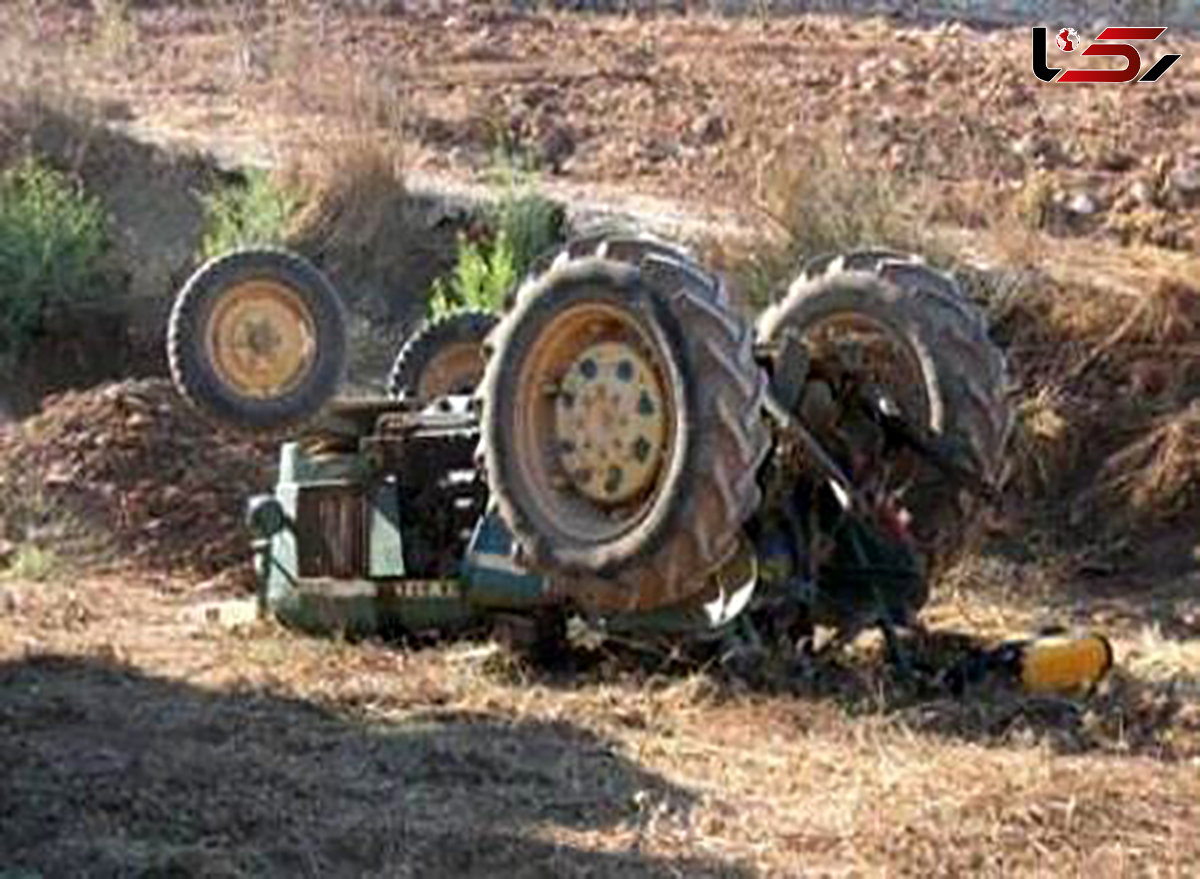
286, 136, 407, 263
1, 572, 1197, 877
976, 242, 1200, 549
1093, 403, 1200, 526
754, 135, 930, 265
723, 134, 952, 308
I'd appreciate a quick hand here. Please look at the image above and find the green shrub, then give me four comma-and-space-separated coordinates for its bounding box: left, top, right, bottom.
0, 158, 108, 360
428, 231, 517, 319
3, 544, 61, 582
428, 163, 564, 320
483, 171, 564, 276
199, 169, 302, 260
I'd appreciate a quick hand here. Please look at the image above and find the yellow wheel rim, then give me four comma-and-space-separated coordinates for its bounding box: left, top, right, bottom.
205, 280, 317, 398
511, 300, 678, 545
554, 341, 667, 505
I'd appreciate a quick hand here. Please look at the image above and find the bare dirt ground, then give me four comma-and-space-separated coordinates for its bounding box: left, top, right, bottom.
3, 568, 1199, 877
2, 3, 1199, 877
12, 2, 1200, 247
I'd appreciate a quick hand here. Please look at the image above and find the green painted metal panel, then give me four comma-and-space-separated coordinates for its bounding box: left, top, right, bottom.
368, 482, 405, 578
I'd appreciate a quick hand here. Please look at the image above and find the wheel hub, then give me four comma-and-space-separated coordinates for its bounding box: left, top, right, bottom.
554, 341, 666, 505
206, 280, 317, 398
417, 342, 486, 400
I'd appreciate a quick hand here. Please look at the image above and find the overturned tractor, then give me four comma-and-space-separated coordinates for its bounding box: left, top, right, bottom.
168, 235, 1015, 661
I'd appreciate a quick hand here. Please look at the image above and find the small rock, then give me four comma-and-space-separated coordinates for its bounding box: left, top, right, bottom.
1168, 159, 1200, 203
640, 138, 678, 165
1096, 149, 1137, 172
1013, 134, 1068, 169
1129, 178, 1157, 208
521, 84, 560, 110
1066, 192, 1101, 216
691, 113, 727, 145
185, 597, 261, 629
538, 123, 576, 173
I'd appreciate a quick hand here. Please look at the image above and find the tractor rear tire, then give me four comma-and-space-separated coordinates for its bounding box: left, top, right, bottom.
479, 236, 771, 612
167, 249, 347, 436
387, 310, 498, 402
757, 250, 1011, 584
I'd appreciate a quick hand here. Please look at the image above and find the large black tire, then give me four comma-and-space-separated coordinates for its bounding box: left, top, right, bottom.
479, 236, 771, 612
387, 310, 498, 402
167, 249, 347, 436
757, 250, 1011, 581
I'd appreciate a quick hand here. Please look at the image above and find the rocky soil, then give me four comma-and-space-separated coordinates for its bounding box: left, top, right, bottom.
11, 2, 1200, 255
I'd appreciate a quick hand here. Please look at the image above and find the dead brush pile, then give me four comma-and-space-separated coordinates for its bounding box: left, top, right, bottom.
0, 379, 273, 579
1092, 402, 1200, 527
995, 263, 1200, 545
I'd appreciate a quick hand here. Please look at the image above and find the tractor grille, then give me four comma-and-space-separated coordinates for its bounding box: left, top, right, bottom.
296, 486, 365, 579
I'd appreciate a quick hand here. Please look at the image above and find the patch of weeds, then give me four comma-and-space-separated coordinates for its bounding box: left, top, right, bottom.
91, 0, 136, 63
0, 157, 109, 365
3, 544, 61, 582
483, 158, 566, 274
428, 158, 565, 319
709, 238, 794, 311
765, 136, 914, 262
428, 232, 517, 318
740, 136, 949, 308
1013, 170, 1057, 231
199, 169, 303, 261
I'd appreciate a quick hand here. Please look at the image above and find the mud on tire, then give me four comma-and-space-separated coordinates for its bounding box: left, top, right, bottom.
757, 250, 1011, 583
479, 236, 771, 612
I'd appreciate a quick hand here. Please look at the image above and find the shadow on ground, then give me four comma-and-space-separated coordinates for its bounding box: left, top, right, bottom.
0, 653, 747, 878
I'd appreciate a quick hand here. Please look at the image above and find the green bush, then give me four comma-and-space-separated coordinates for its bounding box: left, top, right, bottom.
0, 158, 109, 360
199, 169, 301, 260
428, 166, 564, 320
2, 544, 61, 582
428, 231, 517, 319
484, 179, 564, 277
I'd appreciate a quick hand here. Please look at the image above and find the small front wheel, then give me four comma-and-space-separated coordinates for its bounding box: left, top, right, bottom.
387, 310, 497, 403
167, 249, 347, 435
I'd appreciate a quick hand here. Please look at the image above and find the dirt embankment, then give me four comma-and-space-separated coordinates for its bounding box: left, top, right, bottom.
0, 95, 216, 415
0, 92, 467, 415
0, 379, 272, 581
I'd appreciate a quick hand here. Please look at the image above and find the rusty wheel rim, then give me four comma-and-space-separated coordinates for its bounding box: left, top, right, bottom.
554, 340, 668, 505
793, 312, 932, 489
205, 279, 317, 399
514, 301, 676, 545
415, 342, 487, 400
798, 313, 929, 420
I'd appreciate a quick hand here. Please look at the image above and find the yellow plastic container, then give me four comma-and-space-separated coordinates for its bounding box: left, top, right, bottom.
1018, 634, 1114, 695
